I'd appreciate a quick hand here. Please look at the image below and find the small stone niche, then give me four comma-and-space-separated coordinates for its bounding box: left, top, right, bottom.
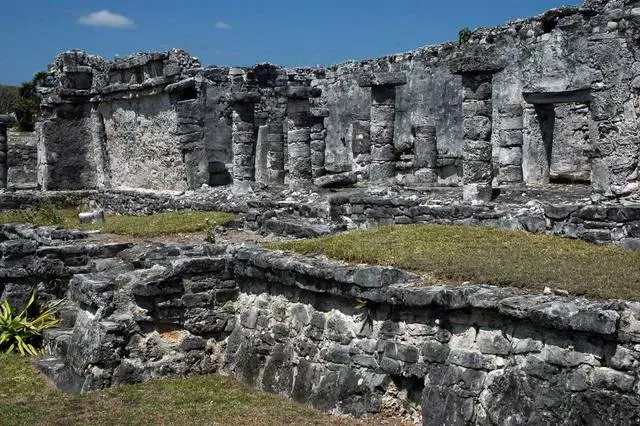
523, 90, 593, 185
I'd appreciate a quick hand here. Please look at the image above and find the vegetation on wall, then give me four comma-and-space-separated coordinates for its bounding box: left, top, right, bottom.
458, 27, 473, 44
0, 292, 63, 356
269, 224, 640, 301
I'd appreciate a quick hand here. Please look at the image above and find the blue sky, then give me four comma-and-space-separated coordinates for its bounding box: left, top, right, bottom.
1, 0, 580, 85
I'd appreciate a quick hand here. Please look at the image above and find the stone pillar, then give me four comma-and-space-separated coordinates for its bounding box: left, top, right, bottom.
229, 92, 260, 183
310, 108, 329, 178
460, 72, 494, 202
286, 87, 312, 188
413, 125, 438, 184
266, 123, 285, 184
358, 73, 407, 182
497, 104, 524, 185
0, 115, 11, 189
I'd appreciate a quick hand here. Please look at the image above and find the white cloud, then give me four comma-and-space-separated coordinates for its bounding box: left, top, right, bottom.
215, 21, 232, 30
78, 10, 135, 29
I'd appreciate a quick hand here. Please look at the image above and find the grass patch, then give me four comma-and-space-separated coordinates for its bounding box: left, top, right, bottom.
268, 224, 640, 301
0, 354, 370, 426
0, 206, 235, 238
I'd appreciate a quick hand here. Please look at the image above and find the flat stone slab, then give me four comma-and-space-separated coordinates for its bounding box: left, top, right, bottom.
357, 72, 407, 88
313, 171, 358, 188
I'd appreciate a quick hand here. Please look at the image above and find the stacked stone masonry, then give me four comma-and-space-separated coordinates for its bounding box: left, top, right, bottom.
24, 0, 640, 201
2, 226, 637, 424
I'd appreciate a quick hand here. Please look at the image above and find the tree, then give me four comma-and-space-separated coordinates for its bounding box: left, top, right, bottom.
0, 85, 19, 114
13, 71, 49, 132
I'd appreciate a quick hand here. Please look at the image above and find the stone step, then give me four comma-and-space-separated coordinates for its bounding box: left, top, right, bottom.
34, 356, 85, 393
262, 216, 345, 239
42, 327, 74, 359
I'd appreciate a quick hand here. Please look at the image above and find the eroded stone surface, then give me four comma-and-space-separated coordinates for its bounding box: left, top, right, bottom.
0, 225, 635, 424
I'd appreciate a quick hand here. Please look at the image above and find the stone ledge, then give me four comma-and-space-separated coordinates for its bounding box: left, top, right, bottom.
357, 72, 407, 88
232, 245, 638, 338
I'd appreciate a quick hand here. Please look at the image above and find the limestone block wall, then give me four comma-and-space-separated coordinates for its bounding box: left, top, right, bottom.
329, 192, 640, 249
28, 237, 640, 424
97, 95, 185, 191
35, 0, 640, 196
0, 116, 10, 189
37, 103, 97, 190
7, 141, 38, 189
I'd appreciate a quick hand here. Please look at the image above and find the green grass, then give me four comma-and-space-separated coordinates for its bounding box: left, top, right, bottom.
268, 224, 640, 301
0, 354, 370, 426
0, 206, 235, 238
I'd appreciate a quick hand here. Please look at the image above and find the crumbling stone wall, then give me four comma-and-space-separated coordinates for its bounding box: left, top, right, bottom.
8, 141, 38, 189
19, 235, 640, 424
35, 0, 640, 198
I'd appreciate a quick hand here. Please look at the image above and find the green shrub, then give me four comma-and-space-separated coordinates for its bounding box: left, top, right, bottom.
13, 97, 39, 132
459, 27, 473, 44
0, 292, 63, 356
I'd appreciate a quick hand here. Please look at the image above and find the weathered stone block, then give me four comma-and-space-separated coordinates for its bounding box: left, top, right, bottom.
463, 183, 493, 202
371, 144, 395, 162
463, 161, 492, 183
357, 72, 407, 88
370, 125, 394, 145
464, 140, 492, 162
288, 129, 311, 143
370, 105, 396, 123
463, 116, 492, 141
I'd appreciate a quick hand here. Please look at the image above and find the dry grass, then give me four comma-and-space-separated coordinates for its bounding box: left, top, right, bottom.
0, 207, 235, 238
268, 224, 640, 301
0, 354, 399, 426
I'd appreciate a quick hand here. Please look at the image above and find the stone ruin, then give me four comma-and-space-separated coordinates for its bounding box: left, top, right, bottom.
3, 0, 640, 424
14, 0, 640, 200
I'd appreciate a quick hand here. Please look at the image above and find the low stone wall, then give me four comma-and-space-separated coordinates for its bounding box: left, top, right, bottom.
330, 193, 640, 249
10, 227, 636, 424
7, 141, 37, 189
0, 188, 247, 214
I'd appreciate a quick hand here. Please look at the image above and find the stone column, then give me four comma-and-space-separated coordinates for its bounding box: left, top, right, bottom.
0, 115, 11, 189
286, 87, 312, 188
229, 92, 260, 183
358, 73, 407, 182
413, 125, 438, 184
310, 107, 329, 178
266, 123, 285, 184
460, 72, 494, 202
497, 104, 524, 185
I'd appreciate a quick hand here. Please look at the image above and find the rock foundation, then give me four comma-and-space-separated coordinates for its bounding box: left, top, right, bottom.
1, 225, 637, 424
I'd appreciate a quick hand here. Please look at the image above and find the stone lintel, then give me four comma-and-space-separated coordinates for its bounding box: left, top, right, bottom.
164, 78, 196, 94
286, 86, 310, 99
357, 72, 407, 88
285, 86, 322, 99
228, 91, 261, 104
448, 46, 504, 75
523, 89, 592, 105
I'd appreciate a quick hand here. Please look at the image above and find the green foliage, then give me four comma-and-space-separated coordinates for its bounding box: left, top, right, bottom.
0, 207, 236, 238
0, 292, 63, 356
0, 354, 369, 426
459, 27, 473, 44
205, 218, 216, 243
0, 204, 65, 227
268, 224, 640, 301
0, 85, 19, 114
12, 71, 50, 132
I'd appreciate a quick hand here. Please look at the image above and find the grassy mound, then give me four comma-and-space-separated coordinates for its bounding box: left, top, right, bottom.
0, 354, 377, 426
269, 224, 640, 301
0, 207, 235, 238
